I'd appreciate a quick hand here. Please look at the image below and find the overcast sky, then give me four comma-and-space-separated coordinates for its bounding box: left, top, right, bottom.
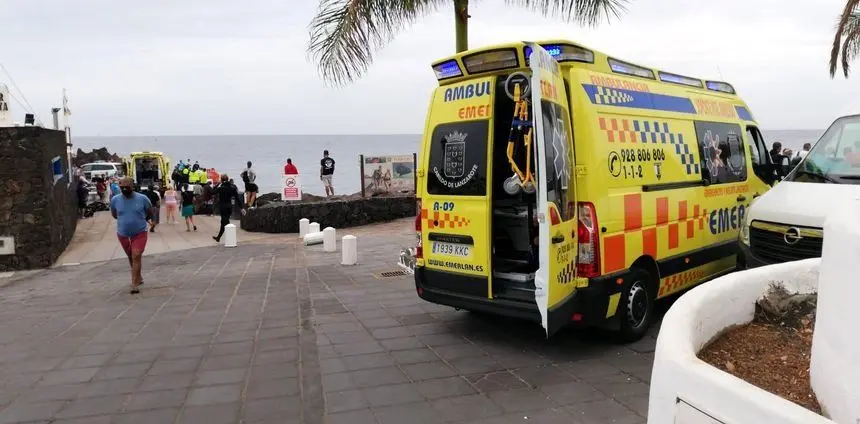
3, 0, 858, 136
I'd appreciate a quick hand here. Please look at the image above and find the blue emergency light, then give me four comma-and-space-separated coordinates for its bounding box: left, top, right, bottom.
705, 81, 736, 94
658, 71, 703, 88
524, 44, 594, 64
432, 60, 463, 80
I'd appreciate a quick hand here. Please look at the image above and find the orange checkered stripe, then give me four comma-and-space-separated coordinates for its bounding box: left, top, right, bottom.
420, 209, 471, 229
602, 193, 707, 275
659, 268, 706, 297
598, 117, 639, 143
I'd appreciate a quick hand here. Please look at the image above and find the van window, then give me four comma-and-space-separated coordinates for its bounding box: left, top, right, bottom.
427, 121, 489, 196
694, 121, 747, 184
539, 100, 574, 220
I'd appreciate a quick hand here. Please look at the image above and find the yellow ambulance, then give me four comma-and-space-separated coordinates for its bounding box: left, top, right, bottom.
411, 40, 778, 340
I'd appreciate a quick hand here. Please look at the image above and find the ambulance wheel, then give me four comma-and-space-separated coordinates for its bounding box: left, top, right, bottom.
617, 269, 655, 343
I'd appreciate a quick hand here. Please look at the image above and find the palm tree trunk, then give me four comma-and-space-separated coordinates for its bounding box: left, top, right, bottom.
454, 0, 469, 52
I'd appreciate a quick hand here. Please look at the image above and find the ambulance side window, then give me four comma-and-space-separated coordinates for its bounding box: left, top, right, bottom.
744, 126, 768, 166
539, 100, 574, 220
426, 121, 489, 196
694, 121, 747, 185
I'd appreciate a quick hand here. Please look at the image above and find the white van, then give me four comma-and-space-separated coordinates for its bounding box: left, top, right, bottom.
81, 162, 122, 181
739, 114, 860, 268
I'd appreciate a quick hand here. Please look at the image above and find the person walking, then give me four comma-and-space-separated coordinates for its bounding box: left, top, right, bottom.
241, 161, 258, 208
320, 150, 336, 196
180, 184, 197, 232
110, 178, 153, 294
163, 185, 179, 224
143, 184, 161, 232
284, 158, 299, 175
212, 174, 246, 243
76, 177, 89, 218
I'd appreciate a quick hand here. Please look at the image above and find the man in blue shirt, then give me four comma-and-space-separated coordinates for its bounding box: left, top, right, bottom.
110, 178, 154, 294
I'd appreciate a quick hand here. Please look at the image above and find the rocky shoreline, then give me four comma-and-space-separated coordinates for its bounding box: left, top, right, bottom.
73, 147, 122, 167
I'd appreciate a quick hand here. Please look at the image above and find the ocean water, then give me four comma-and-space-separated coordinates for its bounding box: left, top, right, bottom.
74, 129, 823, 195
73, 135, 420, 195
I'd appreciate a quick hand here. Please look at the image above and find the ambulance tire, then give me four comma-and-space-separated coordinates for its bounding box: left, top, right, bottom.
616, 268, 655, 343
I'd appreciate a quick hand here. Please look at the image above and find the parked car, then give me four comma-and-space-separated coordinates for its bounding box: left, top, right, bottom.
80, 162, 123, 181
739, 113, 860, 268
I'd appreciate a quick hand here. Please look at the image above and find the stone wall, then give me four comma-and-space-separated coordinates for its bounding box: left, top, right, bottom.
241, 195, 416, 233
0, 127, 77, 271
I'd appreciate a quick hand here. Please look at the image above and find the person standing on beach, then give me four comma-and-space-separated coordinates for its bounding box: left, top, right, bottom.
284, 158, 298, 175
241, 161, 258, 208
212, 174, 246, 243
110, 178, 153, 294
180, 184, 198, 232
320, 150, 335, 196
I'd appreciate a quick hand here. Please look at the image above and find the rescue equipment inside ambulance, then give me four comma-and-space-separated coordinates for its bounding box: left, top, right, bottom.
407, 40, 776, 341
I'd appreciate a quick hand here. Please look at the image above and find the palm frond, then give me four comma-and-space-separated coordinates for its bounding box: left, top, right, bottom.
505, 0, 629, 26
840, 24, 860, 77
308, 0, 444, 86
829, 0, 860, 77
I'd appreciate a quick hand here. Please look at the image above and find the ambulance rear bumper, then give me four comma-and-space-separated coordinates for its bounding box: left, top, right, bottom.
415, 267, 542, 322
414, 267, 618, 329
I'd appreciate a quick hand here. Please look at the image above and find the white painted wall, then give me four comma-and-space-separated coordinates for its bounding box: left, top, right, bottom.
811, 200, 860, 423
648, 258, 831, 424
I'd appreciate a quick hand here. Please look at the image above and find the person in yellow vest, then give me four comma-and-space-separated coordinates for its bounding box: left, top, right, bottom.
195, 167, 206, 185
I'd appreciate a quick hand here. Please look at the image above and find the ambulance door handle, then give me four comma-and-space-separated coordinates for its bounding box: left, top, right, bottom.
753, 193, 761, 199
551, 235, 565, 244
736, 195, 747, 202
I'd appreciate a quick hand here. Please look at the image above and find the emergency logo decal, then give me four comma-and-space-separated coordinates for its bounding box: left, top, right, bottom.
547, 104, 571, 190
420, 209, 471, 229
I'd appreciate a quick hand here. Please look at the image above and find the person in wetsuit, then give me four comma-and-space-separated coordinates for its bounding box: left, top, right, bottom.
212, 173, 246, 243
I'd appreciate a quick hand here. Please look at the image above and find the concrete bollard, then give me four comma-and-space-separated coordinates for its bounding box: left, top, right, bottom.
303, 232, 324, 246
341, 235, 357, 265
323, 227, 337, 252
223, 224, 237, 247
309, 222, 320, 234
299, 218, 310, 237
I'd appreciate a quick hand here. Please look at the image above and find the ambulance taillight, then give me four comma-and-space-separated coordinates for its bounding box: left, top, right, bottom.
576, 202, 601, 278
415, 199, 423, 259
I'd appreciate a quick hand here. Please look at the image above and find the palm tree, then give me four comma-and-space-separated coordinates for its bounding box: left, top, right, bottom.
829, 0, 860, 77
308, 0, 628, 85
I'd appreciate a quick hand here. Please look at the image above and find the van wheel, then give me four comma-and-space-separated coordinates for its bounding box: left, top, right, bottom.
617, 268, 655, 343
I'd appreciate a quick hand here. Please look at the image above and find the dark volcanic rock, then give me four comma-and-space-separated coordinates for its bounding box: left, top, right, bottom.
1, 127, 78, 271
74, 147, 122, 167
241, 194, 416, 233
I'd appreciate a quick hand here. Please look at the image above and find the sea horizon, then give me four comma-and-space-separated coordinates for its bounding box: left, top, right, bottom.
74, 130, 823, 196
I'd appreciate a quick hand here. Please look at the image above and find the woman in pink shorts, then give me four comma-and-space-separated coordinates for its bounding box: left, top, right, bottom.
164, 186, 179, 224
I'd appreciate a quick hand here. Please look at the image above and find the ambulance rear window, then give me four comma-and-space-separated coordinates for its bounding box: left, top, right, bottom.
427, 121, 489, 196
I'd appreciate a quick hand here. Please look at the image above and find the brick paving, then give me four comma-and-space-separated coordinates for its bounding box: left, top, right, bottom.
0, 218, 657, 423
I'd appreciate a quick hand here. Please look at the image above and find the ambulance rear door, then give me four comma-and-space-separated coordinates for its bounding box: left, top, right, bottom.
528, 45, 578, 336
421, 77, 495, 298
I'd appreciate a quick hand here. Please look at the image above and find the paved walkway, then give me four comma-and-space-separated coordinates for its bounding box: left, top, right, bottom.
57, 208, 275, 265
0, 218, 656, 423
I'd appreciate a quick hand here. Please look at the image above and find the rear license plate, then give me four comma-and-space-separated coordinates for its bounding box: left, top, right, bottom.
432, 242, 470, 257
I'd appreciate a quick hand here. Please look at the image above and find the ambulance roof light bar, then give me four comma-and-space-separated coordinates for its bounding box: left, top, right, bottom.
658, 71, 703, 88
524, 43, 594, 64
432, 59, 463, 80
608, 58, 655, 80
461, 48, 519, 74
705, 81, 736, 94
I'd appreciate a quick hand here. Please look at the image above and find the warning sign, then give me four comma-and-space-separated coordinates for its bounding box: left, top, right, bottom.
282, 175, 302, 201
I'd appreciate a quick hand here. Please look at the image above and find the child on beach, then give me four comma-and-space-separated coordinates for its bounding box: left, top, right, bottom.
163, 186, 179, 224
180, 184, 197, 232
